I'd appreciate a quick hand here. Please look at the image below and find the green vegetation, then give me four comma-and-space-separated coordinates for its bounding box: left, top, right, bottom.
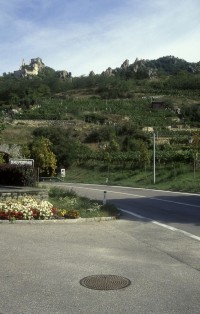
48, 187, 120, 218
57, 163, 200, 193
30, 137, 57, 176
0, 164, 36, 186
1, 55, 200, 192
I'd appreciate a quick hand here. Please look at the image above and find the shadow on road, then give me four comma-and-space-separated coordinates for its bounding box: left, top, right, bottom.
109, 194, 200, 227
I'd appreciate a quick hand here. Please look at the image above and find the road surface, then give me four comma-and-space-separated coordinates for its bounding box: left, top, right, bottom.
44, 182, 200, 238
0, 183, 199, 314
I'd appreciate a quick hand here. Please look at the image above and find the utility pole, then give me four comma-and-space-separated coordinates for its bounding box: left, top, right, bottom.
153, 133, 156, 184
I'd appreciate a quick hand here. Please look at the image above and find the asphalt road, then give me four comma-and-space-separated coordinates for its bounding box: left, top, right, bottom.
0, 183, 199, 314
44, 182, 200, 238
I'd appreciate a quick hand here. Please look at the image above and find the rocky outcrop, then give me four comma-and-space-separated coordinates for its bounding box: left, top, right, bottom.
102, 58, 157, 78
121, 59, 129, 69
12, 55, 200, 80
131, 58, 157, 77
0, 144, 22, 158
89, 71, 95, 76
101, 55, 200, 79
56, 70, 72, 80
101, 67, 114, 77
188, 63, 200, 73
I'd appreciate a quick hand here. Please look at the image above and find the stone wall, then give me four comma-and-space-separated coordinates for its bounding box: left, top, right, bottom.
0, 188, 48, 202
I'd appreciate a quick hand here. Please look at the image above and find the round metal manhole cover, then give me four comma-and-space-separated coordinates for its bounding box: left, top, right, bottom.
80, 275, 131, 290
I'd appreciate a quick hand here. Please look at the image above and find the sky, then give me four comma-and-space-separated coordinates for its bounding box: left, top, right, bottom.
0, 0, 200, 76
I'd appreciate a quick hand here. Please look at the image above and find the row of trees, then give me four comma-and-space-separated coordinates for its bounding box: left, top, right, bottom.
1, 119, 200, 177
13, 125, 199, 176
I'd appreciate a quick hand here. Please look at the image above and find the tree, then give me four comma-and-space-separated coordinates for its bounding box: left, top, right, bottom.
192, 133, 200, 151
0, 153, 6, 164
130, 139, 150, 170
190, 133, 200, 178
32, 127, 92, 168
20, 144, 31, 158
0, 115, 5, 141
106, 139, 120, 152
84, 126, 115, 143
30, 137, 57, 176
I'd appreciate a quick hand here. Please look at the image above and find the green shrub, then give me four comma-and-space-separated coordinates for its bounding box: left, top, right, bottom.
0, 164, 36, 186
48, 187, 77, 198
49, 189, 120, 218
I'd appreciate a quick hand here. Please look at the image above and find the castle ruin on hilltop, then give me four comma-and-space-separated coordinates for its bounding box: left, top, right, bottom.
14, 58, 45, 78
13, 57, 72, 79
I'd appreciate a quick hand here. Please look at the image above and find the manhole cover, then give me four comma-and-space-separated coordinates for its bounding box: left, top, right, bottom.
80, 275, 131, 290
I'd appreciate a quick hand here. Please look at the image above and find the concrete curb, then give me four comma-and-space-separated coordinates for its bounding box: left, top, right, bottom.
0, 216, 118, 224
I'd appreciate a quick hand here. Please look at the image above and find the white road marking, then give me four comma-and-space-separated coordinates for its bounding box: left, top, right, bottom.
65, 182, 200, 196
49, 183, 200, 241
148, 197, 200, 208
62, 184, 200, 208
119, 208, 200, 242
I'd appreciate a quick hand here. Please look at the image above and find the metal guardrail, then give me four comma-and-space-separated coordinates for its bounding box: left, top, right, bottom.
39, 177, 64, 182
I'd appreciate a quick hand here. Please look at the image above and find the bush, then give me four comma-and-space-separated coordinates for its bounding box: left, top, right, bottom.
84, 126, 115, 143
0, 164, 36, 186
48, 187, 77, 198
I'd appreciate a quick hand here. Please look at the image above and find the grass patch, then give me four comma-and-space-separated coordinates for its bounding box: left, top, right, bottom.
49, 187, 120, 218
1, 124, 35, 144
63, 164, 200, 193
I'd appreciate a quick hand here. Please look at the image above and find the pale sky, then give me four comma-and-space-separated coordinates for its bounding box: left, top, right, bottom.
0, 0, 199, 76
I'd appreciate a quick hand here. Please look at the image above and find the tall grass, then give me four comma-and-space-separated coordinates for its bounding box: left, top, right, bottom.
64, 163, 200, 193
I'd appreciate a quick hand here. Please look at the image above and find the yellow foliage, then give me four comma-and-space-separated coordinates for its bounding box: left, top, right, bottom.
31, 137, 57, 176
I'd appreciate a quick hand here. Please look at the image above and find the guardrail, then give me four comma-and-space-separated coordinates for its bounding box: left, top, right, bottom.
39, 177, 64, 182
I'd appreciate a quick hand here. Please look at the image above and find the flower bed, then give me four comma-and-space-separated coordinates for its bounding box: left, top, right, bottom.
0, 196, 57, 221
58, 209, 80, 219
0, 188, 120, 221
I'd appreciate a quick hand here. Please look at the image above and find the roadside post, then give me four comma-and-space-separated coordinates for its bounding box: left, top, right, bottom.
153, 132, 156, 184
61, 169, 66, 178
103, 191, 107, 205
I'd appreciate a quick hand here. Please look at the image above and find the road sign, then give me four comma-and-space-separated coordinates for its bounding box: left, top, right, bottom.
9, 159, 34, 167
61, 169, 66, 177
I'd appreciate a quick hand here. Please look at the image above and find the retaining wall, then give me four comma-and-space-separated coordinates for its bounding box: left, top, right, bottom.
0, 187, 48, 202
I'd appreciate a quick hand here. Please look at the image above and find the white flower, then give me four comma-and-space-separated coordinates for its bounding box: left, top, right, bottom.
0, 196, 54, 220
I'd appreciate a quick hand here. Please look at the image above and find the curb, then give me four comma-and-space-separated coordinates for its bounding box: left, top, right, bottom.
0, 216, 118, 224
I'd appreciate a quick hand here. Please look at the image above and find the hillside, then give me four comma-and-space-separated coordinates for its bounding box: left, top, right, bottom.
1, 55, 200, 136
1, 55, 200, 143
0, 55, 200, 192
